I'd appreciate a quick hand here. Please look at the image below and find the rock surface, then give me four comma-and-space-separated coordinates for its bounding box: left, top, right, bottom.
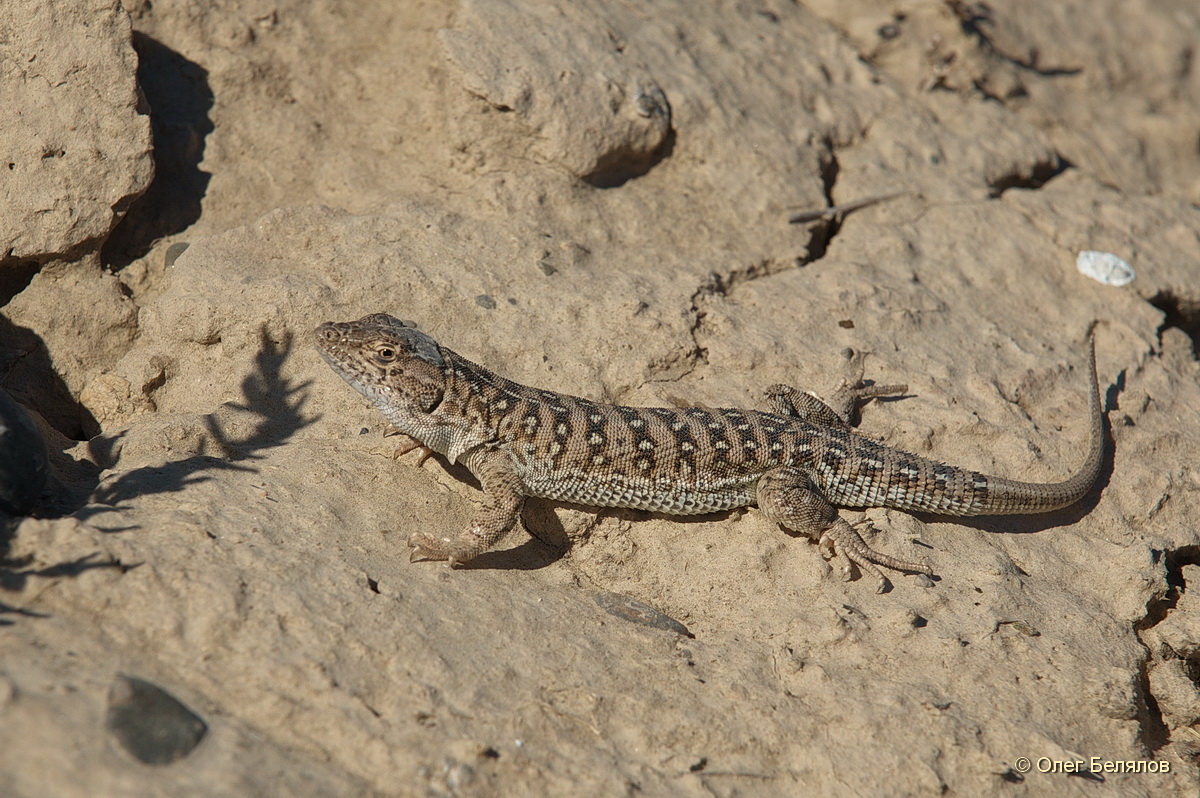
0, 0, 153, 269
3, 1, 1200, 795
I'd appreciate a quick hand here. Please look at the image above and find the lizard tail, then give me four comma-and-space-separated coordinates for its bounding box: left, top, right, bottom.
829, 337, 1104, 517
950, 336, 1104, 516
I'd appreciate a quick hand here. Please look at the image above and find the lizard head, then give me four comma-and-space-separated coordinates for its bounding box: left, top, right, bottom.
315, 313, 446, 415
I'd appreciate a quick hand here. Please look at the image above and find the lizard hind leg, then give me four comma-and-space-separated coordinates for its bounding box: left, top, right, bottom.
756, 467, 931, 592
764, 349, 907, 426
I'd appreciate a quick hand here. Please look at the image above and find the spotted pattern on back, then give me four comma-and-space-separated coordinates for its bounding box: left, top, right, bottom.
317, 314, 1104, 521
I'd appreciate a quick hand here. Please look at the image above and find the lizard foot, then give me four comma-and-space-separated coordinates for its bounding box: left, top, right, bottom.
387, 431, 435, 465
764, 376, 906, 429
827, 380, 907, 427
818, 518, 932, 593
408, 532, 464, 566
407, 451, 525, 569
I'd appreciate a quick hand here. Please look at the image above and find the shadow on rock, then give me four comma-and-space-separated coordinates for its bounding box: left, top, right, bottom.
0, 316, 103, 561
102, 33, 214, 269
0, 315, 100, 441
0, 596, 48, 626
77, 326, 318, 523
1, 326, 316, 606
0, 551, 130, 621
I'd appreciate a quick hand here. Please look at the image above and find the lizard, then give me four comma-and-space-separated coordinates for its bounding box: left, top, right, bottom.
315, 313, 1104, 591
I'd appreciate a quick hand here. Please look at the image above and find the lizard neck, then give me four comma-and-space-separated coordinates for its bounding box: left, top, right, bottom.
423, 348, 537, 463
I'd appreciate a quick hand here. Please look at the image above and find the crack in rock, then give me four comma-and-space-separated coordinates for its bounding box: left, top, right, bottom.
1133, 546, 1200, 752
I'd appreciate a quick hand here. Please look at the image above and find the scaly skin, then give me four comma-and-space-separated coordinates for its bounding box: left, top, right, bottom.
316, 313, 1104, 591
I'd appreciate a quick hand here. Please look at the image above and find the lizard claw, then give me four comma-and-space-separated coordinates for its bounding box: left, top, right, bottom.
408, 532, 451, 563
390, 433, 435, 465
818, 534, 854, 582
819, 519, 932, 593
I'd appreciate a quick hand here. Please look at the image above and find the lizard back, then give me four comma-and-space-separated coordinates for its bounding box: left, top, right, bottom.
316, 314, 1103, 519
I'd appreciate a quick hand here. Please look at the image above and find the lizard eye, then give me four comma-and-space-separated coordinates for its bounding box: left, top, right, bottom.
375, 346, 397, 362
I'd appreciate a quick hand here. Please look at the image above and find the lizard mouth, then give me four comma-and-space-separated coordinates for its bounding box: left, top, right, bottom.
314, 324, 372, 393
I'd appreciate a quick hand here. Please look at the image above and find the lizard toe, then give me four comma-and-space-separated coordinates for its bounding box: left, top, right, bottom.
818, 535, 854, 581
819, 520, 932, 590
407, 532, 450, 563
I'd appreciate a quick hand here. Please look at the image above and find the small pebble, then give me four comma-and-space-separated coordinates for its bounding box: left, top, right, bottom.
163, 241, 190, 268
878, 23, 900, 39
474, 294, 496, 310
106, 675, 207, 765
1076, 250, 1135, 286
594, 592, 692, 637
633, 85, 670, 120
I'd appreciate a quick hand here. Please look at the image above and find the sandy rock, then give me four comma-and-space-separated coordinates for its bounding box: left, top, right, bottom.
443, 0, 672, 185
4, 259, 138, 438
87, 201, 698, 436
0, 0, 152, 267
1148, 659, 1200, 731
4, 0, 1200, 795
807, 0, 1200, 196
1142, 564, 1200, 731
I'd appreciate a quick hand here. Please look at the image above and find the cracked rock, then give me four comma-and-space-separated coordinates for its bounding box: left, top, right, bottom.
441, 0, 672, 185
0, 0, 153, 268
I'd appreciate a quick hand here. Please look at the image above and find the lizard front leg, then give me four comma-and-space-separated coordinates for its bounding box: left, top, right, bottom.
408, 447, 525, 567
756, 466, 931, 592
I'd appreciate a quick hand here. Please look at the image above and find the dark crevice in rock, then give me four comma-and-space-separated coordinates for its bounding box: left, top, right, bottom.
101, 33, 214, 270
1133, 546, 1200, 753
0, 261, 40, 307
2, 230, 122, 285
672, 138, 868, 383
1138, 545, 1200, 632
1133, 657, 1172, 754
1148, 289, 1200, 357
584, 126, 676, 189
986, 153, 1071, 197
804, 145, 841, 262
785, 141, 896, 264
685, 256, 806, 348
